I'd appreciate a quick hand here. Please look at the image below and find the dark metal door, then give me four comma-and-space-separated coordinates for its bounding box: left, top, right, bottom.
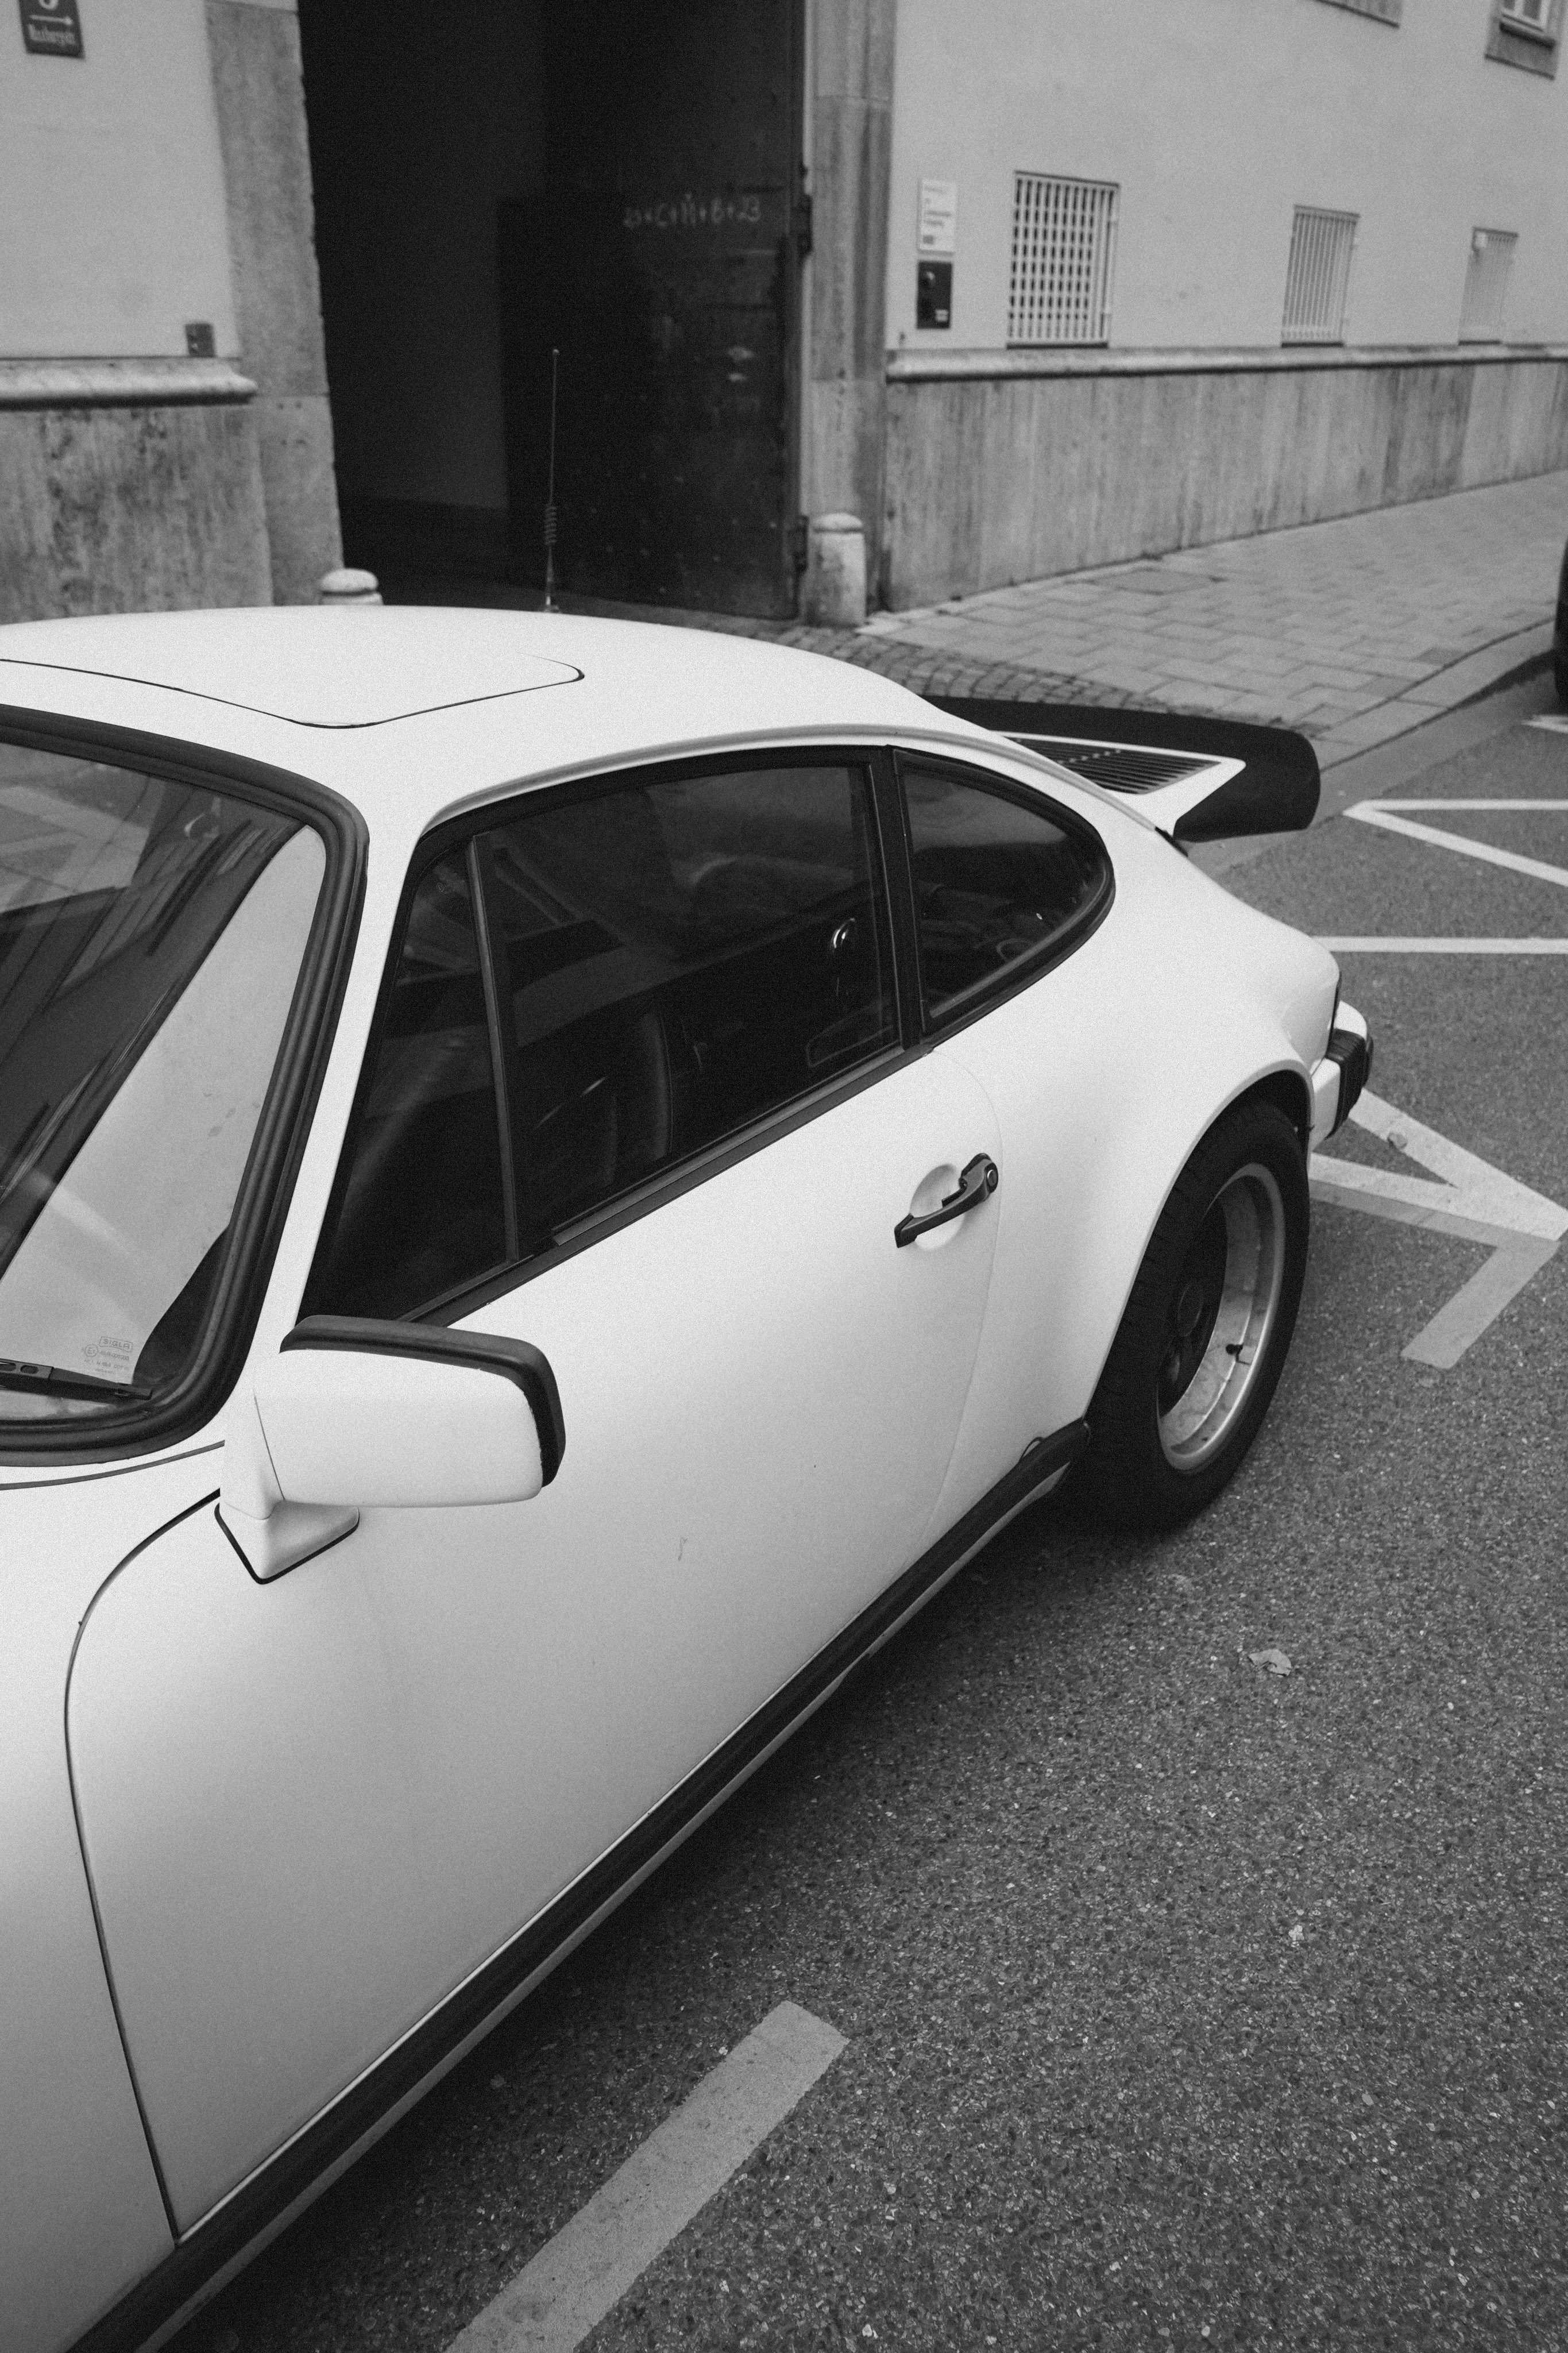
499, 0, 802, 618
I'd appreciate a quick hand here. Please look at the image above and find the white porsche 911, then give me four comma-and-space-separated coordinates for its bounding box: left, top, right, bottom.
0, 609, 1368, 2351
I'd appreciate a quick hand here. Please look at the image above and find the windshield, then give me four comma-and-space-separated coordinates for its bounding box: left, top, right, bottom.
0, 742, 325, 1423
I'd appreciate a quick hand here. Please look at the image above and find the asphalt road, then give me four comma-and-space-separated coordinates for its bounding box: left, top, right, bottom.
173, 689, 1568, 2353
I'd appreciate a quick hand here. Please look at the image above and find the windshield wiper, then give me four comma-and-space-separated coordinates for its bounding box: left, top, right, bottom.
0, 1357, 150, 1403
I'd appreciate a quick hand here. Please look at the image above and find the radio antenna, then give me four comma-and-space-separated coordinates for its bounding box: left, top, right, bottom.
543, 346, 560, 611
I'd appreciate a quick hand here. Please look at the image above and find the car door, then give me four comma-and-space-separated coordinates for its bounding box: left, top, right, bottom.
882, 747, 1119, 1521
66, 750, 1003, 2232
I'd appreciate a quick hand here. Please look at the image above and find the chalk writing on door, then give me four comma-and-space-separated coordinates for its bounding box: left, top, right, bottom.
623, 192, 767, 233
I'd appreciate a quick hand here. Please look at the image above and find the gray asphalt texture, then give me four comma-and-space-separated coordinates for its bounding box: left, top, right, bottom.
174, 706, 1568, 2353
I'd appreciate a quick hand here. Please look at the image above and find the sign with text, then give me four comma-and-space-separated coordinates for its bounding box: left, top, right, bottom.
19, 0, 83, 55
917, 179, 957, 256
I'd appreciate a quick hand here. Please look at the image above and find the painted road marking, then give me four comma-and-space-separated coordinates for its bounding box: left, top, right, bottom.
1311, 1090, 1568, 1367
446, 2003, 847, 2353
1317, 938, 1568, 953
1349, 799, 1568, 807
1345, 800, 1568, 890
1527, 716, 1568, 735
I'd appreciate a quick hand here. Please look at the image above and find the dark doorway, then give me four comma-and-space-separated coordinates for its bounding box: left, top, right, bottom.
299, 0, 547, 591
499, 0, 805, 617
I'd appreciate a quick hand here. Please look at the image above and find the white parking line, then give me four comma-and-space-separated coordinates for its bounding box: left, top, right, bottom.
1345, 800, 1568, 889
1317, 937, 1568, 952
445, 2003, 847, 2353
1353, 799, 1568, 807
1311, 1091, 1568, 1365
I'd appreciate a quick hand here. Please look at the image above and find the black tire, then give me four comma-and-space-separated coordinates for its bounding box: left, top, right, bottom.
1554, 650, 1568, 708
1077, 1097, 1310, 1530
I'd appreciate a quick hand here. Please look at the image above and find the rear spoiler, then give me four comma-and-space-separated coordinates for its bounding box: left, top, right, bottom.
924, 697, 1320, 846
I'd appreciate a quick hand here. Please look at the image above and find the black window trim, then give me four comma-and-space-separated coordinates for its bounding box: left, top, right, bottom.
889, 743, 1115, 1039
303, 743, 916, 1332
0, 708, 367, 1467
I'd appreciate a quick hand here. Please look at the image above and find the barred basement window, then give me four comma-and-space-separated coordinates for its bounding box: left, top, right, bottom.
1458, 227, 1517, 341
1281, 206, 1358, 345
1007, 174, 1119, 347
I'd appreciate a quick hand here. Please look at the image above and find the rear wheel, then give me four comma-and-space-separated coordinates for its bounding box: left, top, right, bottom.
1077, 1098, 1309, 1529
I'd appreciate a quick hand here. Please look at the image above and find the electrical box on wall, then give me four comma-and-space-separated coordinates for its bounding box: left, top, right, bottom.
917, 260, 952, 329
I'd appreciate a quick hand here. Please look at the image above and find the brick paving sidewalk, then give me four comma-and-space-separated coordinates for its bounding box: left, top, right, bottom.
380, 469, 1568, 765
840, 469, 1568, 764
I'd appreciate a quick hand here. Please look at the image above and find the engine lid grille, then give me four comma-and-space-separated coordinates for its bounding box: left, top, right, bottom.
1011, 737, 1215, 793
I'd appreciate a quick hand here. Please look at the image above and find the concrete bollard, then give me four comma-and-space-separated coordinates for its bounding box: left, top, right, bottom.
316, 567, 383, 605
801, 513, 867, 627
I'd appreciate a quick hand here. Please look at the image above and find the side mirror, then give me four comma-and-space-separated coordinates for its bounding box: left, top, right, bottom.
219, 1317, 565, 1580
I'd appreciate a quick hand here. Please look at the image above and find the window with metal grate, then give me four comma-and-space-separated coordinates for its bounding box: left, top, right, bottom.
1458, 228, 1517, 341
1007, 174, 1119, 347
1281, 206, 1358, 345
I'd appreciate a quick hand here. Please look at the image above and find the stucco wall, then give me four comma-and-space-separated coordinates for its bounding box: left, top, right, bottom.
0, 1, 288, 617
0, 0, 238, 358
882, 348, 1568, 607
885, 0, 1568, 358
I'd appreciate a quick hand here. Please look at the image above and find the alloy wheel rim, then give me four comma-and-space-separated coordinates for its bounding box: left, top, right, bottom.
1156, 1162, 1286, 1472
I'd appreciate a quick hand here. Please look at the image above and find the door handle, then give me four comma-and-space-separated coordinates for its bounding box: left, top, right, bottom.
894, 1152, 999, 1248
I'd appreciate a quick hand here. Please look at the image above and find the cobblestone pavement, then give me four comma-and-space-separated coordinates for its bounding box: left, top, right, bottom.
381, 468, 1568, 766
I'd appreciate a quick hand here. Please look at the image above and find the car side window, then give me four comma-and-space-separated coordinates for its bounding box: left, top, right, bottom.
483, 762, 896, 1243
901, 761, 1109, 1020
310, 851, 507, 1320
311, 760, 896, 1318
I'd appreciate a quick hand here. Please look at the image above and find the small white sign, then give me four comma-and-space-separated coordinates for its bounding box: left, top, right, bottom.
917, 179, 957, 256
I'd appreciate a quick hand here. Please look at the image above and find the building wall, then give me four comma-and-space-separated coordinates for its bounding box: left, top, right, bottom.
886, 0, 1568, 357
883, 347, 1568, 606
0, 0, 238, 359
803, 0, 896, 583
872, 0, 1568, 604
206, 0, 342, 604
0, 0, 280, 618
0, 362, 272, 624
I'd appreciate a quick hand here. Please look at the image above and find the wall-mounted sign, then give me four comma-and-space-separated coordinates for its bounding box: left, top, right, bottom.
18, 0, 83, 56
917, 178, 957, 257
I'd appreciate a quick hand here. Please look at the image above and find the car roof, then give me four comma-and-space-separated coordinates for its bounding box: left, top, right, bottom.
0, 605, 943, 731
0, 607, 1033, 843
0, 607, 585, 727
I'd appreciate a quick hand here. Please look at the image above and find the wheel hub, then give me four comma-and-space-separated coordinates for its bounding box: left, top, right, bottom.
1156, 1163, 1287, 1472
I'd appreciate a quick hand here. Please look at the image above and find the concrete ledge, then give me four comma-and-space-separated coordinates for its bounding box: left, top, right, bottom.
0, 358, 257, 410
887, 342, 1568, 385
884, 350, 1568, 605
0, 399, 271, 620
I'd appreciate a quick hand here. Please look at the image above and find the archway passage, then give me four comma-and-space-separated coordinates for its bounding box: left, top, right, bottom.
300, 0, 802, 619
501, 0, 803, 616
